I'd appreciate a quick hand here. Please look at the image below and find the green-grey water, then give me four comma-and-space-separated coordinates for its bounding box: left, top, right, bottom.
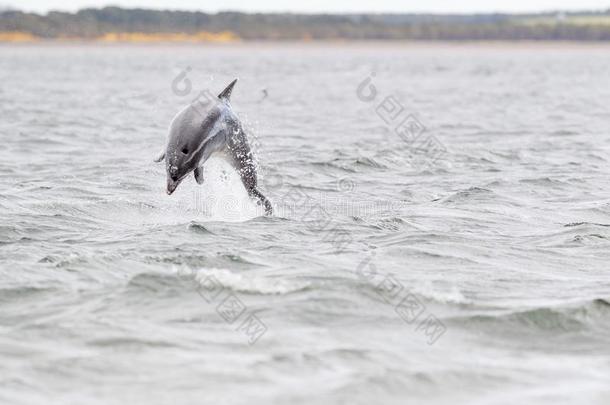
1, 43, 610, 405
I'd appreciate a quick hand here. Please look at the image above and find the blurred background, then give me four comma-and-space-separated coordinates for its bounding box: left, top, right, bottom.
2, 1, 610, 41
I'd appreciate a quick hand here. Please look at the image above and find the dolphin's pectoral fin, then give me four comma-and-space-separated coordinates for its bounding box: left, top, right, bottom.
194, 167, 204, 185
154, 150, 165, 163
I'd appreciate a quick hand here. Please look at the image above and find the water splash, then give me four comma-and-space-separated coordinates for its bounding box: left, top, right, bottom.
193, 156, 263, 222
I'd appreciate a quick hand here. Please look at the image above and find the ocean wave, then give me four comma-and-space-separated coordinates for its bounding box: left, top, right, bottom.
125, 268, 312, 296
440, 187, 495, 204
369, 217, 415, 232
0, 225, 20, 243
86, 337, 179, 348
187, 222, 215, 235
564, 222, 610, 228
0, 286, 57, 303
354, 156, 388, 169
519, 177, 569, 187
192, 268, 312, 295
412, 284, 470, 305
529, 222, 610, 247
143, 252, 262, 269
451, 298, 610, 333
310, 160, 359, 173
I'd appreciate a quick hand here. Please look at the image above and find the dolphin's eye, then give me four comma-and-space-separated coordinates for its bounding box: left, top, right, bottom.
181, 146, 189, 155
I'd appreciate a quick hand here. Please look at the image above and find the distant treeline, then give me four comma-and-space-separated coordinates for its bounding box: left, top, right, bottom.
2, 7, 610, 41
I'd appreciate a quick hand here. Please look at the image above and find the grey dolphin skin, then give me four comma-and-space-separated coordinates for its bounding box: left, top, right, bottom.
154, 79, 273, 215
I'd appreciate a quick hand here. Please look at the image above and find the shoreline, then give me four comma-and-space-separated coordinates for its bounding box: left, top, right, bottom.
2, 39, 610, 49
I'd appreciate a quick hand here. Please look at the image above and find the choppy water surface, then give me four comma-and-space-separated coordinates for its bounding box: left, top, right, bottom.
1, 43, 610, 405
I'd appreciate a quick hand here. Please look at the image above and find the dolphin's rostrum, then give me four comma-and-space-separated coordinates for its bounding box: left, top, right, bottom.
155, 79, 273, 215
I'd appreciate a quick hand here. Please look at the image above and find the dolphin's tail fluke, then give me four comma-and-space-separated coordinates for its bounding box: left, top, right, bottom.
218, 79, 238, 101
250, 188, 273, 216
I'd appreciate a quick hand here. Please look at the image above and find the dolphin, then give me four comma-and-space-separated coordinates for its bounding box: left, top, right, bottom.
154, 79, 273, 215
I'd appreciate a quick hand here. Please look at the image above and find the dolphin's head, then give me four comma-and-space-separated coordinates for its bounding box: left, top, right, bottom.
164, 105, 222, 195
164, 114, 202, 194
165, 143, 196, 195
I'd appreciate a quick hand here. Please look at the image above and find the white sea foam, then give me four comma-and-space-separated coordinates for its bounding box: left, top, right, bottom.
192, 267, 310, 295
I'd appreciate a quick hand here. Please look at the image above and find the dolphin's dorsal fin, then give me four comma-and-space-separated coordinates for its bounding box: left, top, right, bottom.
218, 79, 237, 101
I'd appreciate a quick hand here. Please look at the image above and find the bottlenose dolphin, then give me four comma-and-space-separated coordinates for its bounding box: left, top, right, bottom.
155, 79, 273, 215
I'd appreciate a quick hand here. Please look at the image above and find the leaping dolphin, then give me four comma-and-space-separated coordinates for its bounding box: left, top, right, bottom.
155, 79, 273, 215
